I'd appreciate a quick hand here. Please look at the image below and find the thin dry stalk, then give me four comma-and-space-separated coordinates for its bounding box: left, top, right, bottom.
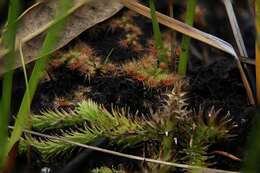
222, 0, 255, 93
10, 126, 240, 173
248, 0, 256, 18
222, 0, 248, 57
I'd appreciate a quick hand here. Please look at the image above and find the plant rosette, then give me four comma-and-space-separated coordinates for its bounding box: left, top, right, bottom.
122, 56, 180, 88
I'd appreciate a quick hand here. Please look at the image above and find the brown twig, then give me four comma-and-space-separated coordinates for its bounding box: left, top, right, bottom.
211, 151, 241, 162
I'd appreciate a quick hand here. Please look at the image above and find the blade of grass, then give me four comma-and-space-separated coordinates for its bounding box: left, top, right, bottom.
240, 57, 255, 65
149, 0, 166, 65
6, 0, 73, 153
222, 0, 256, 93
222, 0, 248, 57
178, 0, 197, 76
18, 43, 32, 152
256, 0, 260, 105
19, 43, 30, 121
242, 109, 260, 172
0, 0, 21, 168
120, 0, 237, 60
120, 0, 255, 105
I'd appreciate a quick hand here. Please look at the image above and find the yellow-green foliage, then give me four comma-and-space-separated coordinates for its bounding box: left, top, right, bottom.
20, 83, 234, 168
183, 108, 234, 167
22, 100, 160, 160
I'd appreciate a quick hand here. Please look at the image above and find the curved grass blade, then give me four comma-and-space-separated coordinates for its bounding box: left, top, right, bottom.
120, 0, 237, 57
0, 0, 21, 168
222, 0, 248, 57
222, 0, 256, 94
149, 0, 166, 65
178, 0, 197, 76
7, 0, 73, 154
243, 110, 260, 172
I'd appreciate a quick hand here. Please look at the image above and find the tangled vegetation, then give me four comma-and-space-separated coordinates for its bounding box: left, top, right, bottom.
0, 0, 258, 172
19, 81, 235, 171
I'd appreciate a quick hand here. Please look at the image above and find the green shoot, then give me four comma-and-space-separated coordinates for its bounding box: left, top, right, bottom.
148, 0, 167, 66
0, 0, 21, 168
243, 110, 260, 172
7, 0, 73, 153
178, 0, 197, 76
20, 100, 159, 160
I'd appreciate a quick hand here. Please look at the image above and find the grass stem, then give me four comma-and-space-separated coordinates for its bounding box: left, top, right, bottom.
149, 0, 166, 66
0, 0, 20, 168
178, 0, 197, 76
7, 0, 73, 154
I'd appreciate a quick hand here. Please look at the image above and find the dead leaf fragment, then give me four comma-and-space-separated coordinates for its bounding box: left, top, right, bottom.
0, 0, 123, 75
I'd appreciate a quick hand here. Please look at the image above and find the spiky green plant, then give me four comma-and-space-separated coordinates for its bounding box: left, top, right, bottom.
21, 100, 161, 160
182, 108, 234, 167
32, 108, 80, 131
153, 80, 189, 173
152, 81, 234, 170
20, 84, 234, 169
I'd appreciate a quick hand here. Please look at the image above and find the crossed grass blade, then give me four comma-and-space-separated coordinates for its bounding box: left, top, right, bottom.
0, 0, 21, 168
7, 0, 73, 158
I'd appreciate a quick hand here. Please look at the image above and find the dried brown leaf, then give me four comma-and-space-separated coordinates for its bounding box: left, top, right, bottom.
0, 0, 123, 75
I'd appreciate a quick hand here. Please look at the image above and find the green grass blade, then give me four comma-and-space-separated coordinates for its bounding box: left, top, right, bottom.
243, 110, 260, 172
178, 0, 197, 76
149, 0, 166, 65
0, 0, 21, 168
7, 0, 73, 153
